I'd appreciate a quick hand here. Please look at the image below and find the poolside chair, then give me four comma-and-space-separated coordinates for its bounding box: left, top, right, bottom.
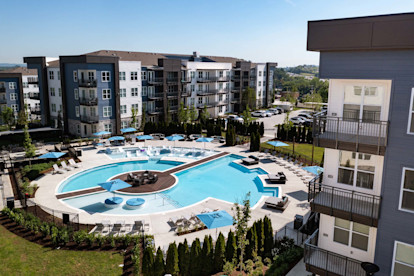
116, 221, 126, 234
52, 164, 65, 174
61, 161, 74, 171
101, 220, 111, 234
93, 223, 105, 233
68, 158, 80, 168
111, 223, 122, 235
134, 220, 144, 232
286, 160, 299, 170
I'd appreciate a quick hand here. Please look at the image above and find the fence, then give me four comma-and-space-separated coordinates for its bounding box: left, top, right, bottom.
274, 212, 319, 246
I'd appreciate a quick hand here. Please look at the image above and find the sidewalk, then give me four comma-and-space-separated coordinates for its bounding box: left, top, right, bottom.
286, 258, 309, 276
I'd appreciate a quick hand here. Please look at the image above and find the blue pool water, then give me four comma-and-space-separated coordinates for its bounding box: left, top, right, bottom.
61, 155, 279, 215
58, 160, 182, 193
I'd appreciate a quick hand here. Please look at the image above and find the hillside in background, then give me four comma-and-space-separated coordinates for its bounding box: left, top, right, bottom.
0, 63, 26, 71
284, 65, 319, 77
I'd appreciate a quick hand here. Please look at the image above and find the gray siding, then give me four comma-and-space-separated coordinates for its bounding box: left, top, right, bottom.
320, 50, 414, 275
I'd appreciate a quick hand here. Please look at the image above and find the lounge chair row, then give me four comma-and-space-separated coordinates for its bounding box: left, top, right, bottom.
92, 220, 150, 235
53, 159, 80, 174
168, 208, 220, 231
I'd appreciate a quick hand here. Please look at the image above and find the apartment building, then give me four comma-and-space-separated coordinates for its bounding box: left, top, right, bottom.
305, 13, 414, 276
0, 67, 41, 122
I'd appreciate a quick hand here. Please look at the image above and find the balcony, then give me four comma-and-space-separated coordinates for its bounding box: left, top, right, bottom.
196, 77, 215, 83
166, 77, 179, 84
308, 180, 380, 227
27, 78, 38, 84
231, 98, 240, 104
79, 97, 98, 106
313, 115, 388, 155
181, 91, 191, 97
197, 102, 216, 109
80, 115, 99, 124
231, 75, 249, 81
148, 77, 163, 85
147, 93, 164, 100
196, 90, 217, 96
0, 98, 7, 104
217, 100, 228, 106
169, 105, 178, 111
304, 230, 366, 276
29, 93, 40, 100
181, 77, 192, 83
217, 89, 228, 94
0, 87, 6, 93
30, 107, 41, 115
78, 79, 97, 88
147, 107, 163, 115
167, 92, 179, 98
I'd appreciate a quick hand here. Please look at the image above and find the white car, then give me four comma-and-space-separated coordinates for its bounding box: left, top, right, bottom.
268, 108, 280, 115
251, 111, 266, 117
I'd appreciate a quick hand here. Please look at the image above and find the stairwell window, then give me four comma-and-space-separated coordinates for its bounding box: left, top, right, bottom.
101, 71, 110, 82
141, 71, 147, 81
104, 124, 112, 132
131, 72, 138, 81
120, 105, 127, 114
102, 89, 111, 100
49, 71, 54, 80
103, 106, 112, 117
399, 168, 414, 213
10, 93, 17, 101
119, 72, 126, 81
9, 82, 16, 89
338, 151, 375, 189
74, 89, 79, 100
75, 106, 80, 117
142, 86, 147, 96
407, 89, 414, 134
120, 88, 126, 98
333, 218, 369, 251
392, 241, 414, 275
73, 71, 78, 82
131, 88, 139, 97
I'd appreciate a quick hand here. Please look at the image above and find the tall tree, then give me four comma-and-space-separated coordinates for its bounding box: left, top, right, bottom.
245, 224, 258, 261
165, 242, 179, 276
256, 219, 265, 257
214, 233, 226, 273
241, 105, 252, 125
165, 103, 171, 124
178, 240, 190, 276
201, 235, 213, 275
190, 238, 202, 275
263, 216, 274, 259
189, 105, 198, 122
131, 106, 138, 128
153, 247, 165, 276
242, 87, 256, 110
225, 230, 237, 263
142, 247, 154, 276
23, 123, 36, 166
17, 109, 28, 128
140, 105, 146, 131
199, 105, 209, 126
232, 192, 252, 271
1, 107, 15, 130
177, 102, 188, 123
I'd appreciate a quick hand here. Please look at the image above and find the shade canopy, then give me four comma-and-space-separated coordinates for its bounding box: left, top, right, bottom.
303, 166, 324, 175
137, 135, 154, 140
120, 127, 137, 133
196, 210, 233, 229
267, 141, 289, 147
166, 135, 184, 141
93, 131, 111, 137
98, 179, 131, 192
108, 136, 125, 141
196, 137, 214, 143
38, 152, 66, 159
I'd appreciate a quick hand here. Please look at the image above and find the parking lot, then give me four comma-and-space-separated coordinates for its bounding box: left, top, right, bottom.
255, 109, 306, 138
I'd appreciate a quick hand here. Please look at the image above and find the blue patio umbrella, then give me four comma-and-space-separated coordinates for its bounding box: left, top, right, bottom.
196, 210, 234, 229
98, 179, 132, 201
93, 131, 111, 137
38, 152, 66, 159
108, 136, 125, 141
196, 137, 213, 148
137, 135, 153, 146
303, 166, 324, 175
120, 127, 137, 133
166, 135, 184, 147
267, 140, 289, 153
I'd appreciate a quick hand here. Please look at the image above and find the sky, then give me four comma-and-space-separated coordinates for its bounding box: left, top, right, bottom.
1, 0, 414, 67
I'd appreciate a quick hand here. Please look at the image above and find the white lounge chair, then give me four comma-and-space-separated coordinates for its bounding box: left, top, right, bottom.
61, 161, 73, 171
52, 164, 65, 174
68, 158, 80, 168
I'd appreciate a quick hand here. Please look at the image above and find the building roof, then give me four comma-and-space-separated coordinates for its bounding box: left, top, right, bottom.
47, 60, 60, 67
308, 12, 414, 52
0, 66, 37, 75
85, 50, 244, 67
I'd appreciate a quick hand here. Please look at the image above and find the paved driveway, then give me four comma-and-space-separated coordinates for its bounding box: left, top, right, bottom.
254, 109, 306, 138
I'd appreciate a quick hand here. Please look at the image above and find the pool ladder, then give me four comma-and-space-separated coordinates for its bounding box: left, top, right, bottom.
159, 193, 181, 208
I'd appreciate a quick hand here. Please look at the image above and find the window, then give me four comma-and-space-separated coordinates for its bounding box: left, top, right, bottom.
131, 88, 139, 97
101, 71, 110, 82
22, 82, 28, 88
103, 106, 112, 117
104, 124, 112, 132
49, 71, 54, 80
59, 105, 62, 112
259, 71, 262, 77
58, 88, 62, 97
75, 106, 80, 117
73, 71, 78, 82
74, 88, 79, 100
190, 71, 195, 79
399, 168, 414, 212
77, 124, 80, 134
191, 85, 195, 92
50, 87, 56, 96
338, 151, 375, 189
51, 104, 56, 112
120, 105, 127, 114
142, 86, 147, 96
141, 71, 147, 81
408, 89, 414, 134
219, 71, 223, 78
343, 85, 383, 122
198, 71, 203, 79
121, 121, 128, 129
147, 71, 154, 81
258, 81, 262, 86
91, 124, 97, 134
198, 97, 202, 104
11, 104, 18, 112
10, 93, 17, 101
131, 103, 139, 111
57, 71, 60, 80
392, 241, 414, 275
120, 88, 126, 98
190, 98, 195, 106
9, 82, 16, 89
333, 218, 369, 251
131, 72, 138, 80
119, 72, 126, 81
219, 106, 224, 113
102, 89, 111, 99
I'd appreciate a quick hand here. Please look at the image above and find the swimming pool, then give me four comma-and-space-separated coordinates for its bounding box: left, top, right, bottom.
106, 146, 216, 160
60, 154, 279, 215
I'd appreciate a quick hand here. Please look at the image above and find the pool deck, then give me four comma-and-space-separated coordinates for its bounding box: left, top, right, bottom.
31, 140, 311, 249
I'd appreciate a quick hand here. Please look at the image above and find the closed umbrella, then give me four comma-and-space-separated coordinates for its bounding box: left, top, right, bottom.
302, 166, 324, 175
38, 152, 66, 159
196, 137, 213, 148
166, 135, 184, 147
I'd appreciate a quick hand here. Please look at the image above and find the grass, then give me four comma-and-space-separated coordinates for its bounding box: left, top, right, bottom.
261, 141, 324, 165
0, 225, 124, 275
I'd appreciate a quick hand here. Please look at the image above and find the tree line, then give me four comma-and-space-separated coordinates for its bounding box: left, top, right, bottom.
276, 124, 313, 144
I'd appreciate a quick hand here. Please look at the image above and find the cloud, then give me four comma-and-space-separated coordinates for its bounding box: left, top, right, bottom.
284, 0, 297, 7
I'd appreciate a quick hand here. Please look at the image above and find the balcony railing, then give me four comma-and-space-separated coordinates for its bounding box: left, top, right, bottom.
217, 100, 228, 106
0, 98, 6, 104
308, 179, 381, 227
197, 102, 216, 109
313, 115, 388, 155
181, 77, 192, 83
80, 115, 99, 124
231, 75, 249, 81
0, 87, 6, 93
166, 77, 179, 84
169, 105, 178, 111
29, 93, 40, 100
217, 89, 228, 94
304, 230, 366, 276
147, 77, 163, 85
79, 97, 98, 106
181, 91, 191, 97
196, 90, 217, 96
78, 79, 97, 88
30, 107, 41, 115
147, 107, 163, 115
167, 92, 179, 98
147, 93, 164, 100
231, 98, 240, 104
27, 77, 38, 84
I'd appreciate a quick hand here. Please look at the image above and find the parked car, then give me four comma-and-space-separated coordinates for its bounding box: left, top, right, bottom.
298, 113, 313, 120
268, 108, 280, 115
251, 110, 266, 117
290, 117, 307, 126
188, 134, 202, 141
227, 114, 244, 123
227, 114, 238, 120
150, 133, 165, 140
264, 110, 274, 117
211, 135, 225, 143
276, 107, 284, 114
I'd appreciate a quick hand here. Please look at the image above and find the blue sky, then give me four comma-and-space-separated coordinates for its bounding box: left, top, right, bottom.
1, 0, 413, 66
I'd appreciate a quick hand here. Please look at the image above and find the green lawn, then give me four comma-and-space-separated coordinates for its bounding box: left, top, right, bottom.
261, 141, 324, 165
0, 225, 124, 275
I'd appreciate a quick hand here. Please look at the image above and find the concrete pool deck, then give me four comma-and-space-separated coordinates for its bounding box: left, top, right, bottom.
31, 140, 311, 249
